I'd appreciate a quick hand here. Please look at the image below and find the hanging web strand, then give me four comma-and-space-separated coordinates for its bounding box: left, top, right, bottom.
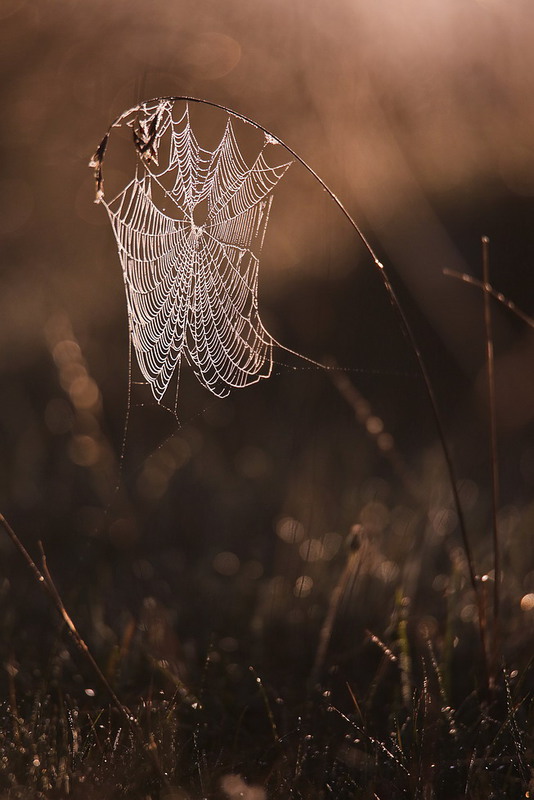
97, 99, 295, 404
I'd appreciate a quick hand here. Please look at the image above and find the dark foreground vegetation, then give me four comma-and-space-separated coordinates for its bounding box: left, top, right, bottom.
0, 509, 533, 800
1, 295, 533, 798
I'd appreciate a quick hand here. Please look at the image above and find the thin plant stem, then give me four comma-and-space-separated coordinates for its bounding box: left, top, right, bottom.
0, 513, 169, 789
249, 666, 279, 743
310, 528, 362, 686
482, 236, 501, 672
36, 541, 127, 714
327, 364, 424, 505
443, 268, 534, 329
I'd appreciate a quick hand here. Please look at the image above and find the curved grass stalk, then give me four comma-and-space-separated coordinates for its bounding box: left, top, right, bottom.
92, 96, 487, 682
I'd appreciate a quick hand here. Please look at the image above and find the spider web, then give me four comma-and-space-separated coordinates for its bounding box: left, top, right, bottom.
95, 99, 294, 406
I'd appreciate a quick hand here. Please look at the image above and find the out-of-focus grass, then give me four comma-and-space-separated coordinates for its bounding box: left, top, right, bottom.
0, 535, 532, 799
1, 342, 533, 797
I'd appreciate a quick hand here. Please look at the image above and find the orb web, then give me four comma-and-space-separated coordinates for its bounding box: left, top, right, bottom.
93, 99, 293, 405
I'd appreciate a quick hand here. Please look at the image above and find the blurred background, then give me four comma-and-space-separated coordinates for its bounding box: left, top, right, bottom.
0, 0, 533, 694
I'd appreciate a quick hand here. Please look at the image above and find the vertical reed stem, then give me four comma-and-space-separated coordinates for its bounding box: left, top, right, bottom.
482, 236, 500, 673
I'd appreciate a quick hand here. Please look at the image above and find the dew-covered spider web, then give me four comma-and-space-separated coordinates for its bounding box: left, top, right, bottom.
91, 97, 422, 524
91, 98, 314, 410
